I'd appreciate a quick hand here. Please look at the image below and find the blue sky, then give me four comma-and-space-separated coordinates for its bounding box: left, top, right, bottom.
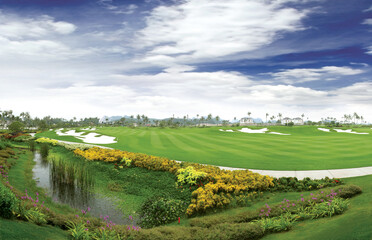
0, 0, 372, 121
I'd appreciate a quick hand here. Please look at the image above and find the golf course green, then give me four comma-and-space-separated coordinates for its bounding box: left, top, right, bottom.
37, 126, 372, 171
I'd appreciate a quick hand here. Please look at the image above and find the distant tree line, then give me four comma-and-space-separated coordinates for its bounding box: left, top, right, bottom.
0, 108, 369, 132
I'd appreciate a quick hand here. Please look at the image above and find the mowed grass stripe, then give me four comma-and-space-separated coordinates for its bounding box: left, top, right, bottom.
171, 132, 264, 162
150, 130, 165, 150
158, 131, 204, 154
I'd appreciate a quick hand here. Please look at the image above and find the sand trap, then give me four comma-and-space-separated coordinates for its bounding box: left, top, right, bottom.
334, 129, 369, 135
268, 132, 291, 135
318, 128, 330, 132
55, 129, 117, 144
219, 129, 234, 132
79, 132, 116, 144
239, 128, 268, 133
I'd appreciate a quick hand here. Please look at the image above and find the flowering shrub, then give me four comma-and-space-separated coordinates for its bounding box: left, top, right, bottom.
56, 142, 93, 151
74, 147, 181, 173
177, 166, 207, 186
35, 137, 58, 145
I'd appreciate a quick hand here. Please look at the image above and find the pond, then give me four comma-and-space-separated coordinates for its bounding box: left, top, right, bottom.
32, 152, 133, 225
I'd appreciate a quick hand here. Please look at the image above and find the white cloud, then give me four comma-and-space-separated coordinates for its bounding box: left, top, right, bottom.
362, 18, 372, 25
0, 13, 76, 39
0, 12, 93, 60
366, 46, 372, 55
363, 5, 372, 12
267, 66, 365, 84
135, 0, 309, 65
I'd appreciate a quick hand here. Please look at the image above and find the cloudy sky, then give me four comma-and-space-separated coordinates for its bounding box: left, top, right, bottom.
1, 0, 372, 121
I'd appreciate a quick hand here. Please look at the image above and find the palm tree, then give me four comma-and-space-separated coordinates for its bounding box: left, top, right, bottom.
200, 116, 205, 126
353, 112, 358, 124
270, 116, 275, 123
215, 116, 220, 126
266, 113, 269, 123
207, 114, 212, 123
247, 112, 251, 117
277, 113, 282, 123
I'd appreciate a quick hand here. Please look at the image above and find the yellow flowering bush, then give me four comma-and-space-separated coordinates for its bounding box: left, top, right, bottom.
35, 137, 58, 146
177, 166, 207, 185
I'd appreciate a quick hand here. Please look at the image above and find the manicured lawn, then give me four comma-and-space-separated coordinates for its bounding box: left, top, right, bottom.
38, 126, 372, 170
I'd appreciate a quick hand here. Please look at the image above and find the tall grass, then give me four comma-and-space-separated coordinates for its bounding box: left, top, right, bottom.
40, 143, 49, 158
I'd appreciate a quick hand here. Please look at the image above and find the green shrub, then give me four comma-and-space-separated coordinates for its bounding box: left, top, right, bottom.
271, 176, 343, 192
337, 185, 362, 198
0, 183, 19, 218
139, 196, 187, 228
40, 143, 49, 158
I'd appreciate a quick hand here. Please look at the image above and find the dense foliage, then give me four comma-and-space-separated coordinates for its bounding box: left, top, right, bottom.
0, 182, 19, 218
271, 176, 343, 192
139, 196, 188, 228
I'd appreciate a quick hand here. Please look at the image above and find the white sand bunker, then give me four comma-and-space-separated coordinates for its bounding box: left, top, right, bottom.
55, 129, 117, 144
219, 129, 234, 132
318, 128, 330, 132
334, 129, 369, 135
239, 128, 268, 133
268, 132, 291, 135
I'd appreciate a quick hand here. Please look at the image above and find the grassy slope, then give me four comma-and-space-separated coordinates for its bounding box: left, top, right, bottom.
0, 218, 68, 240
38, 126, 372, 170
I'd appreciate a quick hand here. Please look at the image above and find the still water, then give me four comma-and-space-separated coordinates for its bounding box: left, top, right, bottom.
32, 152, 132, 225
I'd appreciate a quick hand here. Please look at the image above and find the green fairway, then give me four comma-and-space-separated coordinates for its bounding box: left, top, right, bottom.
37, 126, 372, 171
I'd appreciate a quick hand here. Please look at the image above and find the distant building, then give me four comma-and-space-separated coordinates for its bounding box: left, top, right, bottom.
282, 117, 304, 125
292, 117, 304, 125
240, 117, 254, 125
282, 117, 292, 124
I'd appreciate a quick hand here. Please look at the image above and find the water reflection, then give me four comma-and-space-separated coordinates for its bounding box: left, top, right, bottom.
49, 156, 95, 208
33, 152, 131, 225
